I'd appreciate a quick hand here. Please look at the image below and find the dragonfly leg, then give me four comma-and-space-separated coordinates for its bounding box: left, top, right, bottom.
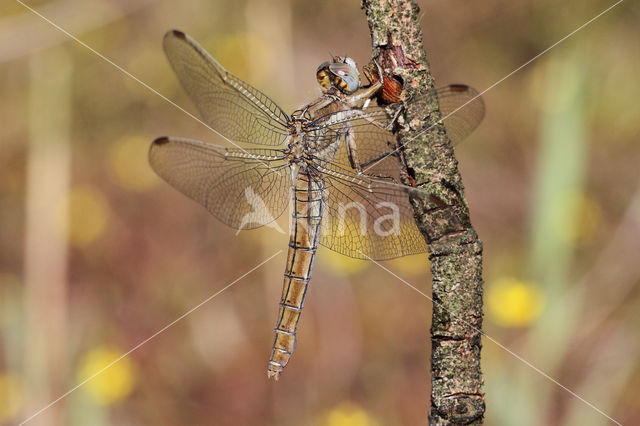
345, 126, 402, 183
345, 81, 382, 108
345, 131, 363, 173
359, 149, 399, 170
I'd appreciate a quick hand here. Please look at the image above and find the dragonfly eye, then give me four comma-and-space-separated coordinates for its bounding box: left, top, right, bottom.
316, 69, 331, 89
316, 56, 360, 94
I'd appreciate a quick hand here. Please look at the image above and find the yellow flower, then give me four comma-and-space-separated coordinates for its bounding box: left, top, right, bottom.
108, 136, 158, 191
77, 346, 136, 405
487, 277, 545, 327
58, 186, 109, 247
0, 372, 24, 422
323, 402, 377, 426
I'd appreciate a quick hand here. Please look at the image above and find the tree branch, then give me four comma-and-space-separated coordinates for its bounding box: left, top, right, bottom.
361, 1, 485, 423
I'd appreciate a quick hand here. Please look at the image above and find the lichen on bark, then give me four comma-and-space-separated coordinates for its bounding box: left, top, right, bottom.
361, 0, 485, 423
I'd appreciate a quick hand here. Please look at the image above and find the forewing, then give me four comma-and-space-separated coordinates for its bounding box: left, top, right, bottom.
308, 106, 402, 178
310, 84, 484, 159
149, 137, 290, 229
163, 30, 290, 147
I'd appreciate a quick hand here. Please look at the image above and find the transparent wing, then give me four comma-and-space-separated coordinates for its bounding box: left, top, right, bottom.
313, 158, 428, 260
304, 85, 484, 259
306, 105, 401, 178
163, 30, 290, 147
308, 84, 484, 166
436, 84, 485, 146
149, 136, 290, 229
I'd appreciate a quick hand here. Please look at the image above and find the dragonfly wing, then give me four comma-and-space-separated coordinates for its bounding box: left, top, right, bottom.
149, 136, 290, 229
305, 85, 483, 259
163, 30, 290, 147
435, 84, 485, 146
308, 106, 402, 178
309, 84, 484, 176
314, 160, 428, 260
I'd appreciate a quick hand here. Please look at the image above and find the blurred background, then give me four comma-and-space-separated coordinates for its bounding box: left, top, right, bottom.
1, 0, 639, 424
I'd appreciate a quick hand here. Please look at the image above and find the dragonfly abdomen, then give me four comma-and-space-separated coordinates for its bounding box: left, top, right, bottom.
267, 171, 324, 380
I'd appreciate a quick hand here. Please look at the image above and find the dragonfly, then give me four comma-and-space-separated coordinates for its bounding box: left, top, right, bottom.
150, 30, 484, 380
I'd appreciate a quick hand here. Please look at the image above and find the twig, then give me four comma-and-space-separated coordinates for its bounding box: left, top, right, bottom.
361, 1, 485, 423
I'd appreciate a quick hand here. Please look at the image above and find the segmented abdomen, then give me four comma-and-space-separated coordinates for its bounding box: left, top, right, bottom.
267, 169, 323, 380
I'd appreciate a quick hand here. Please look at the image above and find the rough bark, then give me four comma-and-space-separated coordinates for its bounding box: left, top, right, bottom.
361, 1, 485, 424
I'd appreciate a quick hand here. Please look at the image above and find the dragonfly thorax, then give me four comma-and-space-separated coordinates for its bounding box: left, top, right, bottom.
285, 134, 304, 160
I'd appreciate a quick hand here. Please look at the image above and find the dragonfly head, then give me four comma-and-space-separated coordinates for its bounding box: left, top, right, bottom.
316, 56, 360, 95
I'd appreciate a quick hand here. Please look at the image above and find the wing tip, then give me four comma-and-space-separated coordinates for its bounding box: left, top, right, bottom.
449, 84, 470, 92
166, 29, 186, 40
152, 136, 171, 146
